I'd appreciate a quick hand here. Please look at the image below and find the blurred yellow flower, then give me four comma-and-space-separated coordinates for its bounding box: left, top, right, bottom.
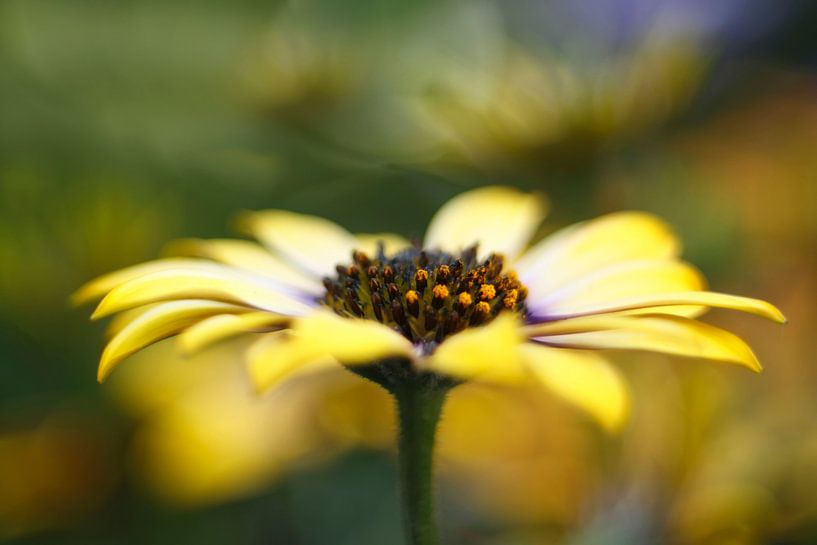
416, 40, 704, 166
77, 186, 784, 431
110, 337, 347, 504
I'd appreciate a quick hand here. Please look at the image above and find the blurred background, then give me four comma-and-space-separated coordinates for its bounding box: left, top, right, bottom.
1, 0, 816, 543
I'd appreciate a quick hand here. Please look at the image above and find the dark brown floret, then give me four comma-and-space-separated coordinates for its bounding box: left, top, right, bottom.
436, 265, 451, 283
431, 285, 449, 309
383, 265, 394, 282
405, 290, 420, 317
470, 301, 491, 325
321, 245, 527, 345
353, 251, 370, 268
415, 269, 428, 294
456, 292, 472, 312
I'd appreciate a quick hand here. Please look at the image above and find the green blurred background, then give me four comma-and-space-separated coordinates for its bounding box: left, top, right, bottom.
2, 1, 816, 543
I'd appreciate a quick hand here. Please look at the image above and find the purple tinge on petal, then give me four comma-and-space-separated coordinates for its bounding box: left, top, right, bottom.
529, 336, 568, 346
524, 308, 560, 325
247, 273, 323, 306
294, 291, 324, 308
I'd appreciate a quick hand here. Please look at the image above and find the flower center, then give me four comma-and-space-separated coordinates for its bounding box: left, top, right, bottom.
321, 245, 527, 346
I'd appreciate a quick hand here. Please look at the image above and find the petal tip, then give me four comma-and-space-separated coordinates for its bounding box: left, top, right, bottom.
597, 385, 631, 434
90, 301, 111, 321
96, 342, 125, 382
160, 238, 203, 258
69, 289, 90, 308
245, 358, 270, 395
96, 361, 112, 383
759, 301, 787, 324
232, 210, 260, 236
176, 336, 197, 356
600, 411, 630, 434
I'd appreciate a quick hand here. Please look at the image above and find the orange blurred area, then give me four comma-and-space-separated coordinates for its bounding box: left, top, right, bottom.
0, 419, 116, 539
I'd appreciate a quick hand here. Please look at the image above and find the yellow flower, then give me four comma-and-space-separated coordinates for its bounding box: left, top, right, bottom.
75, 186, 784, 430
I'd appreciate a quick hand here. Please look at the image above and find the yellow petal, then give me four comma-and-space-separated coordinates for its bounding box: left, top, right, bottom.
354, 233, 411, 258
247, 311, 416, 393
98, 300, 243, 382
533, 291, 786, 323
105, 302, 250, 340
519, 343, 630, 432
515, 212, 680, 296
178, 312, 290, 354
164, 238, 322, 293
291, 311, 415, 364
106, 305, 162, 340
72, 258, 208, 306
92, 266, 315, 320
245, 332, 337, 393
238, 210, 357, 277
528, 259, 707, 318
424, 314, 527, 383
535, 314, 763, 372
424, 186, 547, 260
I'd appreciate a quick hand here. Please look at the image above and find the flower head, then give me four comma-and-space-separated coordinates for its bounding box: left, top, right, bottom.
321, 245, 526, 348
76, 186, 785, 430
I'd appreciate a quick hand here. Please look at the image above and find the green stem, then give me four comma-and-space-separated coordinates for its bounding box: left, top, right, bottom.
393, 383, 449, 545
